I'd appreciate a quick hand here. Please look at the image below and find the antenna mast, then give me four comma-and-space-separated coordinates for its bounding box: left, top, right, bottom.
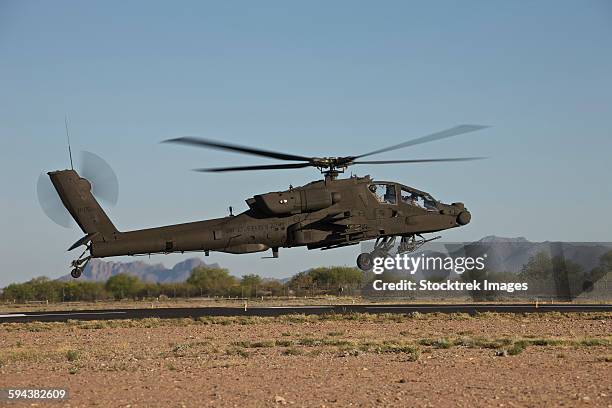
64, 115, 74, 170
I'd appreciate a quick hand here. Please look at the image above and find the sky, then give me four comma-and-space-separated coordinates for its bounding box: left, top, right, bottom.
0, 0, 611, 286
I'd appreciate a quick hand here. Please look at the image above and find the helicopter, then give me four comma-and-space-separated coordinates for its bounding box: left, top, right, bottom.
39, 125, 488, 278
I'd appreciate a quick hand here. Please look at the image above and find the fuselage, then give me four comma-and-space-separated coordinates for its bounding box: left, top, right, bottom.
89, 175, 470, 258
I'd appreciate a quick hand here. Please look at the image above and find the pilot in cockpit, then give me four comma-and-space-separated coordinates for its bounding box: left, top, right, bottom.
424, 198, 437, 211
409, 193, 420, 207
383, 186, 396, 204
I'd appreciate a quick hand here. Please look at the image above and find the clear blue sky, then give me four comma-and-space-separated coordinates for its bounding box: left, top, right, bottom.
1, 1, 611, 285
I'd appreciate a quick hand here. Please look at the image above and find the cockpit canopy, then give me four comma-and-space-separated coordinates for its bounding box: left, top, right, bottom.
368, 183, 397, 204
368, 182, 438, 211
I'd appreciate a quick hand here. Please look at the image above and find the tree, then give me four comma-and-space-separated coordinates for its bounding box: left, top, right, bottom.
308, 266, 363, 287
63, 280, 107, 301
241, 274, 262, 287
240, 274, 263, 297
519, 251, 553, 282
518, 251, 590, 299
186, 267, 238, 296
288, 266, 363, 295
105, 274, 142, 299
590, 249, 612, 283
288, 271, 313, 289
260, 279, 285, 296
2, 282, 35, 302
138, 282, 162, 299
600, 249, 612, 272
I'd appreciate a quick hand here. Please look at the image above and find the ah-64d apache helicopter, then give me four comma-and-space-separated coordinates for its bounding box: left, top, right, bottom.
38, 125, 487, 278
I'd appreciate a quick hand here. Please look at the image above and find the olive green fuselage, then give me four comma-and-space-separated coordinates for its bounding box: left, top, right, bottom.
85, 175, 469, 258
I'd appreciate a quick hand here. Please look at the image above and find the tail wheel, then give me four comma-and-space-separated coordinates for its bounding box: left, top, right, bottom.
356, 253, 374, 271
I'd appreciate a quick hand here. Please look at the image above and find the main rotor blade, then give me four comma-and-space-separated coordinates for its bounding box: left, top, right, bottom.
194, 162, 312, 172
163, 137, 311, 162
356, 124, 489, 159
353, 157, 486, 165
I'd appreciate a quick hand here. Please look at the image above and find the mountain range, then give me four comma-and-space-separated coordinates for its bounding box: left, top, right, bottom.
58, 258, 220, 283
58, 236, 612, 283
449, 235, 611, 273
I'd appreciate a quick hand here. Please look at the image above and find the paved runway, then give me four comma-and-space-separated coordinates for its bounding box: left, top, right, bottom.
0, 303, 610, 323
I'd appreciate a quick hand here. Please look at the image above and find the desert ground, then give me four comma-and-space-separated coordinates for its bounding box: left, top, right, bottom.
0, 312, 610, 407
1, 295, 607, 314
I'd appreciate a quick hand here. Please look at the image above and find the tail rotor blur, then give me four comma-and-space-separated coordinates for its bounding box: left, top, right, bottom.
79, 151, 119, 206
36, 152, 119, 227
37, 173, 73, 228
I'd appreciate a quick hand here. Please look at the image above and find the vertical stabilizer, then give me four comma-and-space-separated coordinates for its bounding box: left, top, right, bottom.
48, 169, 118, 238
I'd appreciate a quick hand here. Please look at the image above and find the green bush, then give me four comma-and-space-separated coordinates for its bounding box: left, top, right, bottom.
105, 274, 142, 300
288, 266, 363, 295
187, 267, 239, 297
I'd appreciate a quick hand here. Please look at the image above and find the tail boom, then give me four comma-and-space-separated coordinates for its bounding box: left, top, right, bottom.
49, 169, 285, 259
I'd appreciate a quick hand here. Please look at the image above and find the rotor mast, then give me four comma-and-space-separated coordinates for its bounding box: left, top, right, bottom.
312, 157, 352, 180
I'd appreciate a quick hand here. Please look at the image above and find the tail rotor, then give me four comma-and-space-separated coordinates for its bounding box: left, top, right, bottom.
36, 151, 120, 228
37, 173, 73, 228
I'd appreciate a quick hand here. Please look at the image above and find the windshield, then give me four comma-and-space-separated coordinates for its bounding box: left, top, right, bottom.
368, 183, 397, 204
400, 187, 437, 211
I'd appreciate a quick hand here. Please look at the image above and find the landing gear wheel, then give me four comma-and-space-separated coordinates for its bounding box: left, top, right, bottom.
69, 244, 91, 279
357, 253, 374, 271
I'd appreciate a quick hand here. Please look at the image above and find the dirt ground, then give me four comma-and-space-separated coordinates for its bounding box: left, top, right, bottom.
0, 312, 610, 407
1, 296, 607, 314
3, 297, 366, 313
